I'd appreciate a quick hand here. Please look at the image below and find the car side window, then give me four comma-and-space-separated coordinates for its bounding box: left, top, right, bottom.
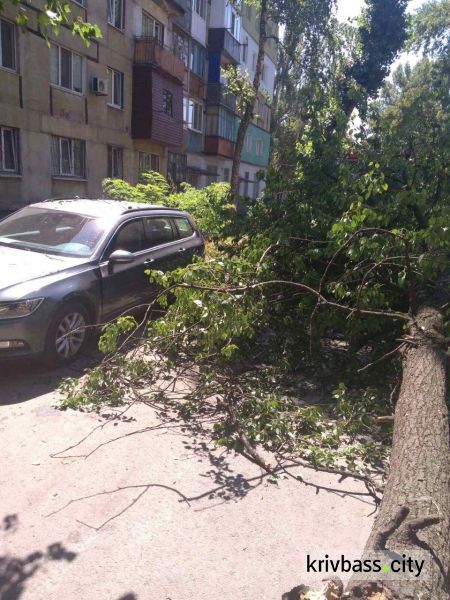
107, 219, 145, 256
173, 217, 194, 239
143, 217, 174, 248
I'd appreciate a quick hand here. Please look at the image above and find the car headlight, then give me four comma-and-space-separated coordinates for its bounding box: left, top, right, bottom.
0, 298, 44, 319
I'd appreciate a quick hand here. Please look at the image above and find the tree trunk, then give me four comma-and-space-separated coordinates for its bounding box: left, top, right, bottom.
347, 305, 449, 599
229, 0, 268, 201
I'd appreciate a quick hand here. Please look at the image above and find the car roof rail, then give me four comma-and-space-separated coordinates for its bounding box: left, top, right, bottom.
41, 196, 83, 201
122, 206, 181, 214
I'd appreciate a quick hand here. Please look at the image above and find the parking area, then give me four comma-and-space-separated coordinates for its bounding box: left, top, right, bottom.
0, 353, 375, 600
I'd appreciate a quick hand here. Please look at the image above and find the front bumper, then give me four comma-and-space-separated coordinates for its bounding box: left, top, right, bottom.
0, 306, 52, 358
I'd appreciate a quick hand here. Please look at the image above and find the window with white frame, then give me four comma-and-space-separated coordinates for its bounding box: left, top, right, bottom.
50, 44, 83, 93
138, 152, 160, 176
142, 11, 164, 44
193, 0, 205, 19
107, 145, 123, 178
107, 67, 124, 108
0, 126, 20, 174
51, 136, 86, 178
0, 19, 15, 71
188, 99, 203, 132
108, 0, 124, 30
245, 134, 252, 152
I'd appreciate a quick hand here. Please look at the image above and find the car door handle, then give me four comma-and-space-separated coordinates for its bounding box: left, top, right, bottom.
144, 258, 155, 265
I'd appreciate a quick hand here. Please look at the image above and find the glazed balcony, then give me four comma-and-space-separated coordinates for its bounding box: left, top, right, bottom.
208, 28, 240, 64
134, 37, 187, 82
207, 83, 237, 112
172, 0, 191, 32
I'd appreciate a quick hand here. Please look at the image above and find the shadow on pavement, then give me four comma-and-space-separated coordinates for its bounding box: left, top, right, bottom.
0, 342, 102, 406
0, 515, 77, 600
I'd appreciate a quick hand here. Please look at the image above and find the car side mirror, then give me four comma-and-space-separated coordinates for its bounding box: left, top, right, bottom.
108, 249, 135, 264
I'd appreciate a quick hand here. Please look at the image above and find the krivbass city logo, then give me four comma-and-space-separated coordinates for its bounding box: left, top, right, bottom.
305, 552, 429, 582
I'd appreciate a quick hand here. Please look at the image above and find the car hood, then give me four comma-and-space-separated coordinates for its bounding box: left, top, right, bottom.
0, 245, 90, 291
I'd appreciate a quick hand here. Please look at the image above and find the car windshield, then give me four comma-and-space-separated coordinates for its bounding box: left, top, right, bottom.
0, 207, 107, 257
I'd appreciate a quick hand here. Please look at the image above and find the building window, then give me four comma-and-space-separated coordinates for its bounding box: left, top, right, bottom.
142, 11, 164, 44
252, 52, 257, 72
242, 36, 248, 63
0, 126, 20, 174
173, 30, 188, 66
206, 107, 236, 142
187, 99, 203, 132
107, 68, 124, 108
107, 145, 123, 178
256, 139, 264, 157
226, 3, 240, 39
245, 134, 252, 152
256, 100, 270, 130
223, 167, 230, 182
139, 152, 160, 176
0, 19, 15, 71
163, 89, 173, 116
51, 136, 86, 178
167, 152, 186, 185
261, 64, 266, 83
190, 41, 205, 78
243, 171, 250, 196
50, 44, 83, 93
108, 0, 124, 30
193, 0, 205, 19
206, 165, 218, 186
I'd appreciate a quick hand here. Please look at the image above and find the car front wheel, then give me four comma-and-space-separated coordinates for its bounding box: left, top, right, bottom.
44, 302, 90, 366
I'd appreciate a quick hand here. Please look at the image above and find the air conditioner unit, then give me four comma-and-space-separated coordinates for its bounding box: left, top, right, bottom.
91, 77, 108, 96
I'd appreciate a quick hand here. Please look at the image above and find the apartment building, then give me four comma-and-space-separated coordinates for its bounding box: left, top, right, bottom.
0, 0, 276, 212
205, 0, 276, 197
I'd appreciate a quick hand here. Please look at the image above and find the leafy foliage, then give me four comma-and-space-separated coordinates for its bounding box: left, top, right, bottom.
61, 0, 448, 482
1, 0, 101, 43
102, 173, 236, 241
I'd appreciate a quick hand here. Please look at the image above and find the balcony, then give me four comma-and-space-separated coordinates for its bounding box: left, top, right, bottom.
172, 0, 191, 32
207, 83, 237, 112
186, 129, 204, 153
208, 28, 240, 64
134, 37, 187, 82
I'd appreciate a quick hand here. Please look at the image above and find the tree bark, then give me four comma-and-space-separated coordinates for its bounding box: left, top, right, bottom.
347, 305, 449, 599
229, 0, 267, 201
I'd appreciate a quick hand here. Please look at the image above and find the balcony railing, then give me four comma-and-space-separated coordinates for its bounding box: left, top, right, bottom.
207, 83, 237, 112
187, 129, 204, 153
134, 37, 187, 82
208, 28, 240, 64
